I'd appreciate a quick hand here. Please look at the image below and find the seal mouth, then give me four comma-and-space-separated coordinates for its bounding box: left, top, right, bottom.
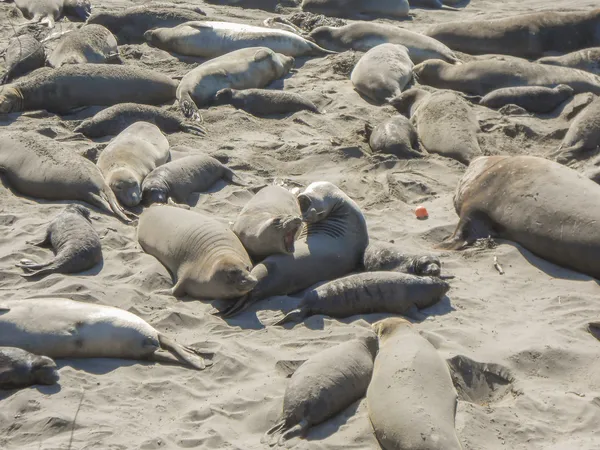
422, 263, 441, 277
284, 229, 296, 253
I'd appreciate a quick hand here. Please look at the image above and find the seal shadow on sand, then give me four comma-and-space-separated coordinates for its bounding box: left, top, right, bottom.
0, 382, 62, 401
20, 258, 105, 282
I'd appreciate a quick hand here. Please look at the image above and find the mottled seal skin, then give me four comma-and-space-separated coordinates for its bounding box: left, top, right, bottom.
13, 0, 91, 28
555, 96, 600, 164
413, 59, 600, 96
309, 23, 458, 64
47, 24, 119, 68
440, 155, 600, 280
145, 21, 335, 58
138, 206, 257, 299
16, 204, 102, 278
232, 185, 303, 261
0, 64, 178, 114
263, 334, 378, 446
425, 9, 600, 59
538, 47, 600, 76
351, 43, 413, 104
0, 347, 59, 389
273, 272, 449, 326
362, 240, 442, 277
368, 317, 461, 450
214, 88, 319, 117
0, 298, 209, 370
177, 47, 294, 119
0, 132, 131, 223
0, 35, 45, 84
141, 146, 245, 206
368, 115, 421, 158
479, 85, 574, 114
301, 0, 410, 19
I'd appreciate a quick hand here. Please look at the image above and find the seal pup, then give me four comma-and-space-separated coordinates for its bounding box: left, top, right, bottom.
47, 24, 119, 68
554, 96, 600, 163
0, 347, 59, 389
362, 240, 442, 277
301, 0, 410, 19
214, 88, 319, 116
368, 317, 461, 450
479, 85, 574, 114
232, 185, 303, 261
538, 47, 600, 76
263, 334, 378, 446
16, 204, 102, 278
388, 87, 433, 117
0, 132, 131, 223
0, 298, 209, 370
97, 122, 170, 208
0, 64, 178, 115
0, 35, 45, 84
177, 47, 294, 118
145, 21, 335, 58
440, 155, 600, 280
425, 9, 600, 59
13, 0, 91, 28
309, 22, 459, 64
367, 115, 422, 158
141, 147, 245, 206
272, 272, 450, 326
138, 206, 257, 299
351, 43, 413, 104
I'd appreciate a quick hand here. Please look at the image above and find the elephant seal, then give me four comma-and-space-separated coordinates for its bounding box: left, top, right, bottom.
273, 272, 450, 326
13, 0, 91, 28
440, 155, 600, 280
301, 0, 409, 19
0, 132, 131, 223
309, 23, 458, 64
144, 21, 335, 58
538, 47, 600, 76
138, 206, 257, 299
389, 87, 433, 117
215, 181, 369, 317
0, 347, 59, 389
74, 103, 206, 138
177, 47, 294, 118
367, 114, 421, 158
47, 24, 119, 68
0, 35, 45, 84
16, 204, 102, 278
351, 43, 413, 104
368, 317, 461, 450
214, 88, 319, 116
97, 122, 170, 208
0, 298, 209, 370
408, 0, 458, 10
232, 185, 303, 261
141, 147, 245, 206
479, 84, 574, 114
425, 9, 600, 59
0, 64, 178, 114
263, 334, 378, 446
554, 96, 600, 163
362, 240, 442, 277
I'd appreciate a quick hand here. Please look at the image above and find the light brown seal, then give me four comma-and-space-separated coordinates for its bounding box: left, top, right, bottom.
367, 114, 422, 158
0, 34, 45, 84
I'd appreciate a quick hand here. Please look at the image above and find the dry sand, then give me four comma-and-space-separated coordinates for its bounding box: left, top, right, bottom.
1, 0, 600, 449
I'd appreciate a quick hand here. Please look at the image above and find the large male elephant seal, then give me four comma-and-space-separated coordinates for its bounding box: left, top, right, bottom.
0, 35, 45, 84
301, 0, 409, 19
13, 0, 91, 28
479, 85, 574, 114
47, 24, 119, 68
425, 9, 600, 59
214, 88, 319, 116
145, 21, 335, 58
232, 185, 303, 261
368, 115, 421, 158
0, 133, 130, 222
309, 22, 458, 64
0, 347, 59, 389
362, 240, 442, 277
538, 48, 600, 76
0, 64, 178, 114
0, 298, 209, 370
177, 47, 294, 118
16, 204, 102, 278
138, 206, 257, 299
368, 317, 461, 450
440, 155, 600, 280
554, 96, 600, 163
263, 334, 378, 446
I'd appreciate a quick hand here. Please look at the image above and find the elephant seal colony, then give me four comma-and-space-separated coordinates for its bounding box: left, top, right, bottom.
47, 24, 120, 68
0, 347, 59, 389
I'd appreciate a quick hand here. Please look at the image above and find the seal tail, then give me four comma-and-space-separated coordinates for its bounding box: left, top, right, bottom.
270, 308, 308, 327
157, 333, 212, 370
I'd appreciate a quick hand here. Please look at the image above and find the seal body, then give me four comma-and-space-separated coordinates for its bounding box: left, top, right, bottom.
97, 122, 170, 208
479, 85, 574, 113
47, 24, 119, 68
0, 347, 59, 389
264, 334, 378, 446
0, 35, 45, 84
176, 47, 294, 118
389, 87, 432, 117
538, 47, 600, 76
363, 240, 442, 277
145, 21, 334, 58
301, 0, 409, 19
351, 43, 413, 104
232, 185, 303, 261
368, 114, 421, 158
138, 206, 257, 299
555, 96, 600, 163
14, 0, 91, 28
214, 88, 318, 116
368, 318, 461, 450
16, 204, 102, 278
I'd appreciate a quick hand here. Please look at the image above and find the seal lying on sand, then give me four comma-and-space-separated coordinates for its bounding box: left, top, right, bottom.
13, 0, 91, 28
0, 64, 178, 114
362, 240, 442, 277
0, 347, 59, 389
440, 155, 600, 280
554, 96, 600, 163
301, 0, 410, 19
214, 88, 319, 116
138, 206, 257, 299
367, 115, 421, 158
0, 133, 130, 223
538, 48, 600, 76
0, 298, 209, 370
479, 85, 574, 114
263, 334, 378, 446
47, 24, 119, 68
0, 35, 45, 84
16, 205, 102, 278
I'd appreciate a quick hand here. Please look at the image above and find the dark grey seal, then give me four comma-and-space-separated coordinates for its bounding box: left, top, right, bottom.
0, 34, 45, 84
367, 115, 422, 158
362, 240, 442, 277
0, 346, 59, 389
214, 88, 319, 116
479, 84, 574, 113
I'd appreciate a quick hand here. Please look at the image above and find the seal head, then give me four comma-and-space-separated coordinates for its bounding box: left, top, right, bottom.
32, 355, 60, 385
0, 86, 23, 114
297, 181, 340, 223
210, 256, 258, 297
107, 168, 142, 207
411, 255, 442, 277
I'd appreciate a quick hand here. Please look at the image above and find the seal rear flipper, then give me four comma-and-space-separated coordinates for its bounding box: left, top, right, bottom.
210, 293, 253, 318
157, 333, 212, 370
553, 143, 586, 165
222, 167, 247, 187
270, 308, 308, 327
308, 41, 338, 56
275, 359, 306, 378
179, 123, 206, 136
262, 420, 286, 446
278, 419, 309, 445
16, 260, 58, 278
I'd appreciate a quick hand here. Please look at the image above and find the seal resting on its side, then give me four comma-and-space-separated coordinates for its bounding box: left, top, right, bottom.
362, 240, 442, 277
479, 85, 574, 114
214, 88, 319, 116
301, 0, 410, 19
367, 115, 422, 158
0, 347, 59, 389
0, 35, 45, 84
47, 24, 119, 68
538, 48, 600, 76
12, 0, 91, 28
554, 95, 600, 163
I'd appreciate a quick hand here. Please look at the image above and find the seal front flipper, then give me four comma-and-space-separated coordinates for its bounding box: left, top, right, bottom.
275, 359, 306, 378
438, 213, 494, 250
26, 231, 51, 247
210, 293, 252, 318
270, 307, 308, 327
262, 420, 286, 446
405, 305, 428, 321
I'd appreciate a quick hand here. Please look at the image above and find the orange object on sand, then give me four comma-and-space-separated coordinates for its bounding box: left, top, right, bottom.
415, 205, 428, 219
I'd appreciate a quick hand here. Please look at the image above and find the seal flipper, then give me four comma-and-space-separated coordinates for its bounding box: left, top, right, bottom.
222, 167, 246, 187
404, 305, 428, 321
211, 292, 252, 318
178, 123, 206, 136
278, 419, 310, 445
26, 230, 51, 247
86, 192, 133, 224
275, 359, 306, 377
271, 307, 308, 327
156, 333, 212, 370
438, 213, 494, 250
588, 322, 600, 341
262, 420, 286, 446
